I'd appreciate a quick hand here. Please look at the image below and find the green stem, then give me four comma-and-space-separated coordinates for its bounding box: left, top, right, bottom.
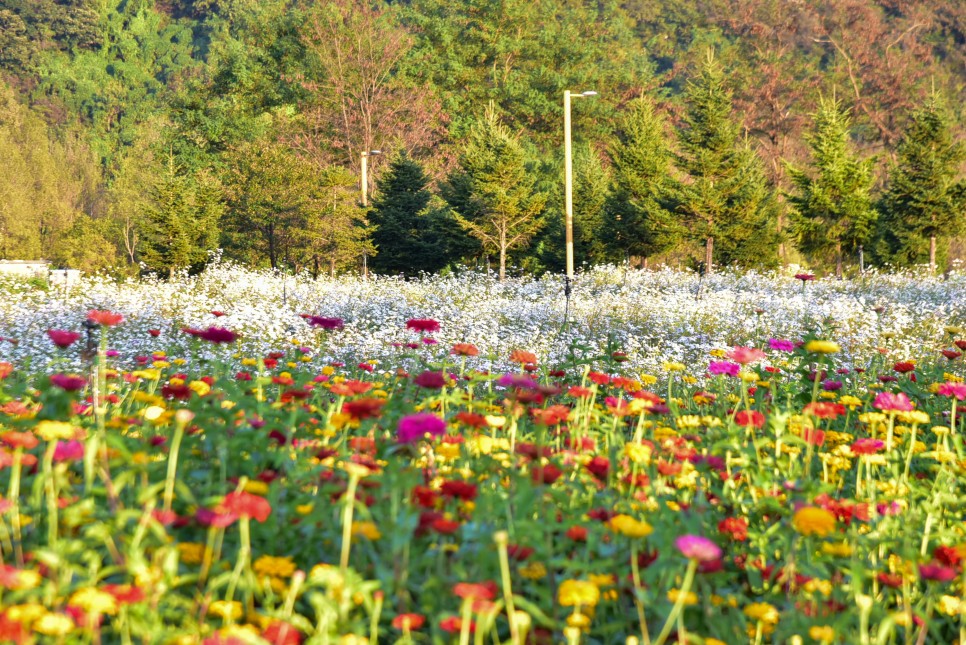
652, 559, 698, 645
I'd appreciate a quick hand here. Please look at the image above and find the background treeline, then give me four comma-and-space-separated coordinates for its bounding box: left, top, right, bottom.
0, 0, 963, 278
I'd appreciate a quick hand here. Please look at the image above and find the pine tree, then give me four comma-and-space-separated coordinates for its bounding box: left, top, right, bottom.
676, 51, 778, 274
603, 97, 684, 265
876, 94, 966, 273
369, 153, 450, 276
296, 166, 371, 277
788, 96, 877, 278
442, 106, 547, 281
139, 159, 222, 278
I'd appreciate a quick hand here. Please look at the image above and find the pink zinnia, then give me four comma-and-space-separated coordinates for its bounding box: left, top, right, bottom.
851, 438, 885, 455
937, 382, 966, 401
397, 413, 447, 443
675, 535, 722, 562
873, 391, 914, 412
47, 329, 81, 348
727, 346, 767, 365
708, 361, 740, 377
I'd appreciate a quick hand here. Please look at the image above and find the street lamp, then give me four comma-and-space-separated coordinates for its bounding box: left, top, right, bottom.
360, 149, 381, 279
563, 90, 597, 306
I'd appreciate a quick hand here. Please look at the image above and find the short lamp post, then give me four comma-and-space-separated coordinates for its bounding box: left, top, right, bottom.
360, 149, 381, 279
563, 90, 597, 313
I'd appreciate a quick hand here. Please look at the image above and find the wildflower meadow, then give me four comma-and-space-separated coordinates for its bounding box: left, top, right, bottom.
0, 263, 964, 644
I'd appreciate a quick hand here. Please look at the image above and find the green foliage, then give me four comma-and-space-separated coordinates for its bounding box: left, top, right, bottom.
443, 106, 548, 280
603, 97, 684, 262
875, 94, 966, 271
369, 154, 454, 276
0, 79, 107, 263
139, 158, 223, 277
788, 97, 877, 276
675, 52, 779, 272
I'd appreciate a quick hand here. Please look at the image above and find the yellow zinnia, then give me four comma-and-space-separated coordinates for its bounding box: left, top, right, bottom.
607, 514, 653, 538
792, 506, 837, 537
805, 340, 840, 354
558, 580, 600, 607
34, 420, 75, 442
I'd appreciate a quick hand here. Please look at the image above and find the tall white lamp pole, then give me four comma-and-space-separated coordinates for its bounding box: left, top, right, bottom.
563, 90, 597, 307
360, 149, 381, 279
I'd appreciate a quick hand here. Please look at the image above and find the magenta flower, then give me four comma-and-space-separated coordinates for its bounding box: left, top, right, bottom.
53, 440, 84, 462
767, 338, 795, 352
919, 563, 957, 583
937, 382, 966, 400
675, 535, 722, 562
873, 391, 914, 412
414, 371, 447, 389
708, 361, 740, 377
50, 374, 88, 391
496, 374, 539, 390
406, 319, 440, 333
47, 329, 81, 348
306, 316, 345, 330
397, 413, 447, 443
185, 327, 237, 343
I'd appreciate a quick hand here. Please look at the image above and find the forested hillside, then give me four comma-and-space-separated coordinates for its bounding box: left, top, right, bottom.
0, 0, 963, 276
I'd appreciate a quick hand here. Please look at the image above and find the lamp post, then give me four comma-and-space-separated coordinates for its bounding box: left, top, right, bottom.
360, 149, 381, 279
563, 90, 597, 306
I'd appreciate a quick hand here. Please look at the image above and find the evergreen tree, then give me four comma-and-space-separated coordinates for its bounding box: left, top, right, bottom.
369, 153, 447, 276
139, 159, 222, 278
675, 51, 778, 274
603, 97, 684, 265
296, 166, 371, 277
875, 95, 965, 273
442, 106, 547, 281
788, 96, 877, 277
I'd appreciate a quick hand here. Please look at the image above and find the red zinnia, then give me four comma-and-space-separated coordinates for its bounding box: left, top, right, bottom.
451, 343, 479, 357
342, 398, 385, 420
221, 491, 272, 523
87, 310, 124, 326
803, 402, 846, 420
453, 581, 497, 601
734, 410, 766, 428
392, 614, 426, 631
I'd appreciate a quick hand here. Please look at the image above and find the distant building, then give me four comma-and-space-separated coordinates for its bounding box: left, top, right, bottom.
0, 260, 49, 278
0, 261, 82, 286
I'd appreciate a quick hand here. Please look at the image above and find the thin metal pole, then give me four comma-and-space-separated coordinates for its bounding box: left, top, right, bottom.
361, 153, 369, 279
564, 90, 574, 281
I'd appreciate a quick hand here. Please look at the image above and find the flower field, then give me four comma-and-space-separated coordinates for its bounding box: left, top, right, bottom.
0, 264, 964, 644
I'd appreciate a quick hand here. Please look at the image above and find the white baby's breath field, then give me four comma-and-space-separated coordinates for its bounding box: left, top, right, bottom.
1, 261, 963, 376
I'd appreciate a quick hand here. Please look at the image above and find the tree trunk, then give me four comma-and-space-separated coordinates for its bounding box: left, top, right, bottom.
499, 246, 506, 282
328, 258, 336, 278
929, 235, 937, 274
704, 236, 714, 275
835, 243, 843, 279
